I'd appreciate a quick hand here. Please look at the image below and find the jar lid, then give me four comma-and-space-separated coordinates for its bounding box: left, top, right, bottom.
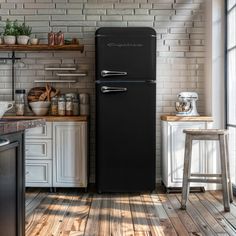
15, 89, 26, 94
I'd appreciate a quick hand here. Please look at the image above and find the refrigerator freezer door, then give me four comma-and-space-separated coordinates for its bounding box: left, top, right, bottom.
96, 82, 156, 192
96, 27, 156, 81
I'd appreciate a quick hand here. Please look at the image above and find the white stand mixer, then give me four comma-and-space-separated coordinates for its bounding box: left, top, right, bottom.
175, 92, 199, 116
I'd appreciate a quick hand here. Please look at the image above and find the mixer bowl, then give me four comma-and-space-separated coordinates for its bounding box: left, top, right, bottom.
175, 101, 192, 113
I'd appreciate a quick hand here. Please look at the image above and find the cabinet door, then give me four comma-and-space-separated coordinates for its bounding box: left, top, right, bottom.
25, 160, 52, 187
169, 122, 206, 186
53, 122, 87, 187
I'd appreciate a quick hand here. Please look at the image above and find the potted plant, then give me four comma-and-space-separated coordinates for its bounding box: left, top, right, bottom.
17, 22, 32, 45
3, 19, 18, 45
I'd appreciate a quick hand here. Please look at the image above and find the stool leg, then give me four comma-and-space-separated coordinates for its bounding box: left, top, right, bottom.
225, 134, 233, 203
181, 134, 192, 210
219, 134, 230, 212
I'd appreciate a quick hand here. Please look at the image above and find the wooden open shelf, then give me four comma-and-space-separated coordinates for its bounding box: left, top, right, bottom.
0, 44, 84, 52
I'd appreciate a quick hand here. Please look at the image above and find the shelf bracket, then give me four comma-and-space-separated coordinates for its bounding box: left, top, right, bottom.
0, 51, 21, 100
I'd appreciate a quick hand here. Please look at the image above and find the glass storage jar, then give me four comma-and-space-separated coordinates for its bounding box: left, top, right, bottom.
51, 96, 58, 116
15, 89, 26, 116
58, 95, 66, 116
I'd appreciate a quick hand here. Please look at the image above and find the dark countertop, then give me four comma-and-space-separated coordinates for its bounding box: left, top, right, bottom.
0, 118, 46, 135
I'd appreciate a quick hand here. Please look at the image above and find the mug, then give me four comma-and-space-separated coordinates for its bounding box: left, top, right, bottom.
0, 101, 14, 118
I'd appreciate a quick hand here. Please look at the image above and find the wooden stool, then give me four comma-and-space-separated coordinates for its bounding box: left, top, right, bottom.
181, 129, 233, 212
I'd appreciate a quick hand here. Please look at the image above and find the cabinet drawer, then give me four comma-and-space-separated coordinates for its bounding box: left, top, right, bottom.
25, 122, 52, 139
25, 140, 52, 160
25, 160, 52, 187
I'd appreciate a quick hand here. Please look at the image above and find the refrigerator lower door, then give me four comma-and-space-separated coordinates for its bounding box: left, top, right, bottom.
96, 82, 156, 192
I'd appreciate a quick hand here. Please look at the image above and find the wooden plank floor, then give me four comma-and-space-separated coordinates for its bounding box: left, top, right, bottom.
25, 189, 236, 236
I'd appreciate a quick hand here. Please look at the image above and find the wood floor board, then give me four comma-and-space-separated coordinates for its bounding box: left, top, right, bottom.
158, 194, 189, 236
166, 194, 202, 235
176, 194, 218, 236
25, 190, 236, 236
196, 193, 236, 236
188, 194, 228, 235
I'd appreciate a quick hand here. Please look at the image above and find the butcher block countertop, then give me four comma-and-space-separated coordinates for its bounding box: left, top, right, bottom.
4, 115, 88, 122
161, 115, 213, 122
0, 118, 45, 135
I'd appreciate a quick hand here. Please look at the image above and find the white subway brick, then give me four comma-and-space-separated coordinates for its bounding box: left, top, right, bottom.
154, 15, 170, 21
114, 3, 139, 8
190, 33, 204, 39
162, 33, 189, 40
171, 15, 194, 21
185, 52, 205, 57
82, 9, 106, 15
190, 46, 205, 51
170, 46, 189, 51
135, 9, 149, 15
52, 15, 85, 21
180, 39, 201, 45
150, 9, 175, 15
25, 15, 51, 21
187, 27, 205, 33
170, 28, 186, 33
97, 21, 128, 27
140, 3, 152, 8
0, 3, 15, 8
173, 3, 200, 9
164, 39, 179, 46
68, 26, 83, 32
176, 10, 192, 15
157, 45, 169, 52
153, 3, 172, 9
24, 3, 55, 8
55, 3, 83, 8
85, 3, 113, 8
128, 21, 153, 27
107, 9, 133, 15
37, 9, 66, 14
101, 15, 122, 21
155, 28, 168, 33
159, 51, 185, 57
123, 15, 154, 21
86, 15, 101, 21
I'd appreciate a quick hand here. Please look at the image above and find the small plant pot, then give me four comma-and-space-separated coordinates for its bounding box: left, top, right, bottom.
4, 35, 16, 45
17, 35, 30, 45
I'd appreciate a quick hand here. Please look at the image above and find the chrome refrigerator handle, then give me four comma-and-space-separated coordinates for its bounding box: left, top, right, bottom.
0, 138, 10, 147
101, 86, 127, 93
101, 70, 127, 77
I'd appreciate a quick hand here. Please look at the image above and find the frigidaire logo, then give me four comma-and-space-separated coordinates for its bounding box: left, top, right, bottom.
107, 43, 143, 47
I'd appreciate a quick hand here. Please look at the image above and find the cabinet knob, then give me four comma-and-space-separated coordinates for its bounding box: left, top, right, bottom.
26, 171, 30, 175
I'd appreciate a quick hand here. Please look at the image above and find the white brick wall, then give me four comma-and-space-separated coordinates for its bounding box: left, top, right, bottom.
0, 0, 206, 183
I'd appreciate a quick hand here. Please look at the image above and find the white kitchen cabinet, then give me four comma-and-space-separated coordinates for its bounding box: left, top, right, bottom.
25, 160, 52, 187
53, 122, 88, 187
25, 122, 53, 187
161, 120, 210, 190
25, 121, 88, 188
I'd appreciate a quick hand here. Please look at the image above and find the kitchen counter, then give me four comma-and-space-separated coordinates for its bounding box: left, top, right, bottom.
4, 115, 88, 122
0, 118, 45, 135
161, 115, 213, 122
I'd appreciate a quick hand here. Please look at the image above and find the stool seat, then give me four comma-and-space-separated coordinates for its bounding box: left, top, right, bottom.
183, 129, 228, 135
181, 129, 233, 212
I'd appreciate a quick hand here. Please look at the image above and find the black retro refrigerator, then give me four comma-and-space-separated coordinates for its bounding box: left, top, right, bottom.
96, 27, 156, 192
